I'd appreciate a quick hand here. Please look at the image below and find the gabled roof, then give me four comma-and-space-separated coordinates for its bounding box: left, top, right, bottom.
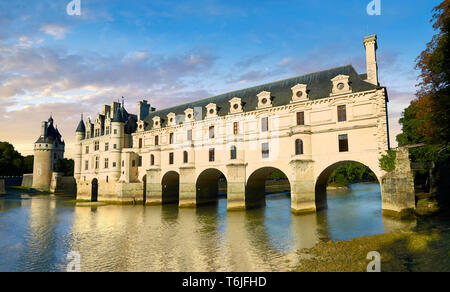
143, 65, 378, 130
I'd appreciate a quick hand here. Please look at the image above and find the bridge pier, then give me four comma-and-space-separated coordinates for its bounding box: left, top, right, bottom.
290, 159, 317, 215
226, 163, 247, 211
179, 166, 196, 208
146, 168, 163, 205
380, 147, 416, 217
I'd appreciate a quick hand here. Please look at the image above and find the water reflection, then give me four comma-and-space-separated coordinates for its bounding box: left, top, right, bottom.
0, 184, 415, 272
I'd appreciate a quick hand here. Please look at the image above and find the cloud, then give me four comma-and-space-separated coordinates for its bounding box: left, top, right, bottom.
0, 40, 218, 156
39, 24, 69, 40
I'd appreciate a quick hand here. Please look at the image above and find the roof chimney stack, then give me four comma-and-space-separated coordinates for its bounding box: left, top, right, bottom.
364, 34, 378, 86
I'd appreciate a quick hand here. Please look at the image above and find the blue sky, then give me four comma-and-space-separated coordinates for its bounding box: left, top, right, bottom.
0, 0, 442, 156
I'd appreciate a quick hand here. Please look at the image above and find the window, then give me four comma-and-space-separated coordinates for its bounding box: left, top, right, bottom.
113, 144, 117, 149
151, 154, 155, 166
105, 142, 109, 151
94, 141, 99, 151
139, 138, 143, 148
233, 122, 238, 135
339, 134, 349, 152
183, 151, 188, 163
138, 156, 142, 167
209, 126, 215, 139
295, 139, 303, 155
230, 146, 237, 160
104, 158, 109, 169
84, 160, 89, 170
187, 129, 192, 141
106, 176, 109, 183
338, 105, 347, 122
262, 143, 269, 158
169, 152, 174, 165
169, 133, 174, 144
95, 157, 99, 169
155, 135, 159, 146
122, 160, 124, 167
132, 160, 136, 167
297, 112, 305, 126
114, 129, 117, 135
261, 117, 269, 132
112, 162, 116, 168
106, 126, 110, 135
209, 148, 215, 162
85, 146, 89, 154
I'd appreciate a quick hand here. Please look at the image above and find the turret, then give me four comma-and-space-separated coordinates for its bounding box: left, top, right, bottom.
74, 115, 85, 180
110, 106, 125, 180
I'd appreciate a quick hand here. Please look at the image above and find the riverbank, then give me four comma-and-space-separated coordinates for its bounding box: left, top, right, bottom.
293, 213, 450, 272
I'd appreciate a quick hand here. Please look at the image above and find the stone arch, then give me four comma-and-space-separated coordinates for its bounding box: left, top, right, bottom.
196, 168, 227, 206
314, 160, 380, 211
91, 178, 98, 202
246, 167, 291, 209
161, 171, 180, 204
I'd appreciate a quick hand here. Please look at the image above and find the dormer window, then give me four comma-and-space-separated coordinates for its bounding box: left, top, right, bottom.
257, 91, 272, 109
291, 84, 308, 103
229, 97, 243, 114
137, 121, 145, 132
152, 116, 161, 129
167, 112, 176, 127
331, 75, 352, 96
185, 108, 194, 122
206, 103, 218, 118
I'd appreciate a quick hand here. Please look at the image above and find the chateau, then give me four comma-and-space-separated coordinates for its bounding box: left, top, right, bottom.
74, 35, 415, 215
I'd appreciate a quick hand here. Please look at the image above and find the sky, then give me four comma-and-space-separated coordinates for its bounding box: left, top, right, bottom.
0, 0, 442, 158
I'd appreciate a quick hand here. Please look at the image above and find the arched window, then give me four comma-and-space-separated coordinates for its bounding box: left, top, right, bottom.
183, 151, 188, 163
295, 139, 303, 155
150, 154, 155, 166
230, 146, 237, 160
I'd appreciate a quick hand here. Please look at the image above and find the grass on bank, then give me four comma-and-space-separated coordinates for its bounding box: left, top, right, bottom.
293, 218, 450, 272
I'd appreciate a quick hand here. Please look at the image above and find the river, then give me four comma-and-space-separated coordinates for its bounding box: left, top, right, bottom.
0, 183, 415, 272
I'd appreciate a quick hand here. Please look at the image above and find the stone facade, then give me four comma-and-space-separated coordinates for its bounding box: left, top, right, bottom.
74, 35, 411, 215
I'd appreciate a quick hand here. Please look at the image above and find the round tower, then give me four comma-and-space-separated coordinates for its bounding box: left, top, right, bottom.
74, 115, 85, 181
110, 106, 125, 181
32, 116, 65, 191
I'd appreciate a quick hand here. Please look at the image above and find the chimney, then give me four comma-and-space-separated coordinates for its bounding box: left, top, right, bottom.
364, 34, 378, 86
137, 100, 151, 121
110, 102, 121, 119
41, 121, 48, 138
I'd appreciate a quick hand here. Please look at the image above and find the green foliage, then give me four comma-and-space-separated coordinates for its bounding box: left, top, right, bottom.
56, 158, 74, 176
0, 141, 32, 176
379, 150, 397, 172
327, 162, 377, 187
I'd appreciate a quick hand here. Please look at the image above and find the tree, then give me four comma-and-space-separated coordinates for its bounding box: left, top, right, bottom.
397, 1, 450, 206
56, 158, 74, 177
0, 142, 32, 176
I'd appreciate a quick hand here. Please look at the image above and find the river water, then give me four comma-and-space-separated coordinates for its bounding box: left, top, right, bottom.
0, 184, 415, 272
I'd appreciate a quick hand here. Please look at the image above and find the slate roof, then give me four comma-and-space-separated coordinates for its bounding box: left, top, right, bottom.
36, 118, 65, 145
76, 119, 86, 133
143, 65, 378, 130
111, 105, 137, 134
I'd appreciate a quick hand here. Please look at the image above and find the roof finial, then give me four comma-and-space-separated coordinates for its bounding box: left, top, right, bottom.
122, 96, 125, 107
81, 113, 83, 120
